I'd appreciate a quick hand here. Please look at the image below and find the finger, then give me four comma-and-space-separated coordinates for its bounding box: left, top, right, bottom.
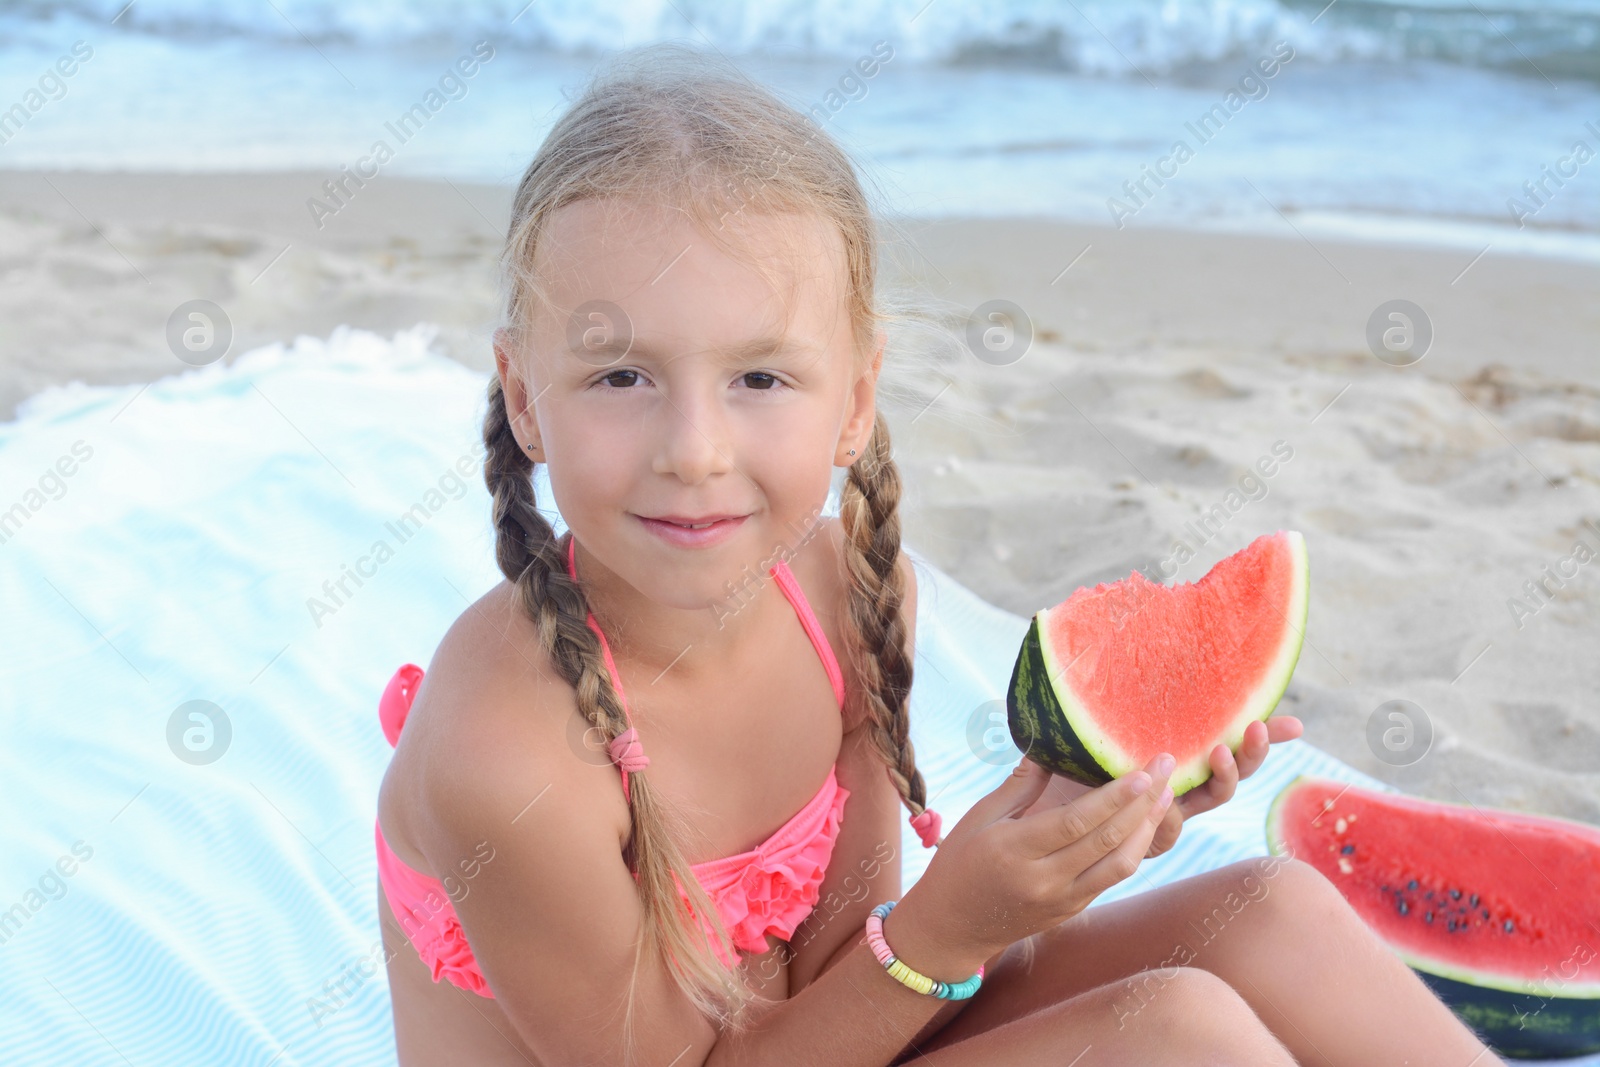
1047, 754, 1172, 865
1266, 715, 1303, 742
1147, 802, 1182, 857
1246, 719, 1269, 756
1068, 772, 1175, 895
1216, 739, 1241, 796
978, 756, 1057, 824
1012, 752, 1170, 858
1234, 727, 1267, 781
1207, 742, 1240, 803
1176, 744, 1231, 818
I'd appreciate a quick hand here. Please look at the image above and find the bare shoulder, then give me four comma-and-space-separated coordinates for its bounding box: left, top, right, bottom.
393, 582, 720, 1060
380, 579, 628, 875
898, 543, 920, 652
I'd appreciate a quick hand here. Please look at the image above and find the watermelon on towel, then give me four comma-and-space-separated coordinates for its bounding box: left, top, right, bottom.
1006, 529, 1309, 796
1267, 775, 1600, 1059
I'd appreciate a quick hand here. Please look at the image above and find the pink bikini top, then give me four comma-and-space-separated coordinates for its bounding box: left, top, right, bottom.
373, 535, 937, 998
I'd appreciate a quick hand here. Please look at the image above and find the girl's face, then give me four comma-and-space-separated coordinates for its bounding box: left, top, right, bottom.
495, 197, 882, 612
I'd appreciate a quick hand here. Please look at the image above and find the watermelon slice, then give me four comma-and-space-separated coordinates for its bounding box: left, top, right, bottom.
1006, 529, 1308, 796
1267, 775, 1600, 1059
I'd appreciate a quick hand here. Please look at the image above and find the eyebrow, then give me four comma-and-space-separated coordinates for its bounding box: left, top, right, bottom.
574, 335, 812, 365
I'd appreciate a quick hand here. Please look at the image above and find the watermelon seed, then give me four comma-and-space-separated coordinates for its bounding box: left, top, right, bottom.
1504, 920, 1515, 933
1482, 909, 1490, 920
1424, 890, 1434, 899
1449, 888, 1461, 900
1425, 911, 1434, 923
1469, 893, 1479, 907
1397, 900, 1409, 915
1340, 844, 1355, 855
1447, 919, 1457, 932
1407, 879, 1419, 891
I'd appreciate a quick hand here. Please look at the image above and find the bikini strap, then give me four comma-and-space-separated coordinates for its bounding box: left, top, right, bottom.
565, 532, 648, 803
770, 558, 847, 709
771, 555, 942, 848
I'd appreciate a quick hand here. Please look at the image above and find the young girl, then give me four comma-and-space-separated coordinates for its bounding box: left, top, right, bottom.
373, 43, 1506, 1067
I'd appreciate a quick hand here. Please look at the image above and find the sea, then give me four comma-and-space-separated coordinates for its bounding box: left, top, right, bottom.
2, 0, 1599, 260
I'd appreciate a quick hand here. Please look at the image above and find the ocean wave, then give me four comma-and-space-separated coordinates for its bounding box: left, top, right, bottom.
6, 0, 1597, 80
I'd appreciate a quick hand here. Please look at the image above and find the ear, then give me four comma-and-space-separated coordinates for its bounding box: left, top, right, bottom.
835, 328, 886, 467
494, 327, 543, 455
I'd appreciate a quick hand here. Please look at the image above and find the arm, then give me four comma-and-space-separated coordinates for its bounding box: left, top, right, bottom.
710, 710, 979, 1066
705, 897, 987, 1067
771, 551, 986, 1056
417, 672, 725, 1065
786, 548, 924, 995
704, 549, 996, 1064
416, 581, 992, 1067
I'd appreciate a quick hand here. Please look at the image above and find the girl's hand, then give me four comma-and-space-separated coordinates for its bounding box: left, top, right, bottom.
888, 753, 1177, 978
1144, 715, 1303, 858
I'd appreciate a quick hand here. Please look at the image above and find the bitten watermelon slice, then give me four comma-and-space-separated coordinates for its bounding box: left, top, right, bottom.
1267, 775, 1600, 1059
1007, 529, 1308, 796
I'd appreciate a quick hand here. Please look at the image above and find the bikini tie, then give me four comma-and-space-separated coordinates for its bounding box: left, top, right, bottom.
607, 727, 650, 773
909, 808, 942, 848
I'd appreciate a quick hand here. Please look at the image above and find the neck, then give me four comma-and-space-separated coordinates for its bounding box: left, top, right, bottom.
567, 525, 832, 684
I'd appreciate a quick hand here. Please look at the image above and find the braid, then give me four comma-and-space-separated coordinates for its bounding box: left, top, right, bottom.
480, 376, 754, 1052
839, 411, 934, 826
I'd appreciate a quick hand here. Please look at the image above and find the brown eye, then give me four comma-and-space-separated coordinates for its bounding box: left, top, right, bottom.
600, 369, 641, 388
743, 372, 779, 390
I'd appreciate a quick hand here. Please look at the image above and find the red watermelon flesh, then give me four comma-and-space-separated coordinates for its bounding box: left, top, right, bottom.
1267, 775, 1600, 1058
1269, 776, 1600, 992
1008, 529, 1308, 795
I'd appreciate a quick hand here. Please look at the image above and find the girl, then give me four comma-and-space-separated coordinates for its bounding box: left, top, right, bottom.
374, 43, 1506, 1067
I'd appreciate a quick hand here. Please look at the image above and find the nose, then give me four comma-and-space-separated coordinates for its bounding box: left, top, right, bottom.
651, 379, 739, 484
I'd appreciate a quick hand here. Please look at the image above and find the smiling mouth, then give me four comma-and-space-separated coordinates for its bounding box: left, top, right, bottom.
633, 513, 752, 546
640, 515, 747, 529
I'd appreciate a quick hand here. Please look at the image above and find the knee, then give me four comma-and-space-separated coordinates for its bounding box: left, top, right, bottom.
1214, 854, 1347, 922
1156, 966, 1248, 1015
1255, 855, 1355, 926
1104, 966, 1248, 1033
1105, 967, 1290, 1065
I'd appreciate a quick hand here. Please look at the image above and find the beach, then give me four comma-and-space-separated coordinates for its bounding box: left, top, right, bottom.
3, 167, 1596, 828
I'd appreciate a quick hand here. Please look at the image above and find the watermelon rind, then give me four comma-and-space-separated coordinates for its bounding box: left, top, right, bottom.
1006, 617, 1116, 785
1266, 774, 1600, 1059
1008, 530, 1309, 796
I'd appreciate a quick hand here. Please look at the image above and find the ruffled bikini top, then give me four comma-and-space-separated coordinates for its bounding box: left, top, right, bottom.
374, 534, 942, 998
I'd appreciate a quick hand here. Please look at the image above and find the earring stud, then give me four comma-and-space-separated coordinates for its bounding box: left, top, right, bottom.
848, 448, 856, 456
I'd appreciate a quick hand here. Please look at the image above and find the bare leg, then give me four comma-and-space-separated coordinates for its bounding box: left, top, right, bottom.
891, 966, 1296, 1066
920, 856, 1502, 1067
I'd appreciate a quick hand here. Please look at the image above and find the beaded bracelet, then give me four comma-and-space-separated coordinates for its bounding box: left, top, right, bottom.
864, 900, 985, 1000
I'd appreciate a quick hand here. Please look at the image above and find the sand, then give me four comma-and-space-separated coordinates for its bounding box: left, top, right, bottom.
2, 168, 1596, 827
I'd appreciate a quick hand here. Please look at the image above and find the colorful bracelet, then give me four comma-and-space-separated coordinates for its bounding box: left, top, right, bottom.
864, 900, 985, 1000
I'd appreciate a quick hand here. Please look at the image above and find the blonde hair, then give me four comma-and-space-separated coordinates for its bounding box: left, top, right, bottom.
482, 41, 945, 1059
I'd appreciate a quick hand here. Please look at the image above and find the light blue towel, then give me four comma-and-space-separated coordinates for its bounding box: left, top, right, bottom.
1, 325, 1587, 1064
